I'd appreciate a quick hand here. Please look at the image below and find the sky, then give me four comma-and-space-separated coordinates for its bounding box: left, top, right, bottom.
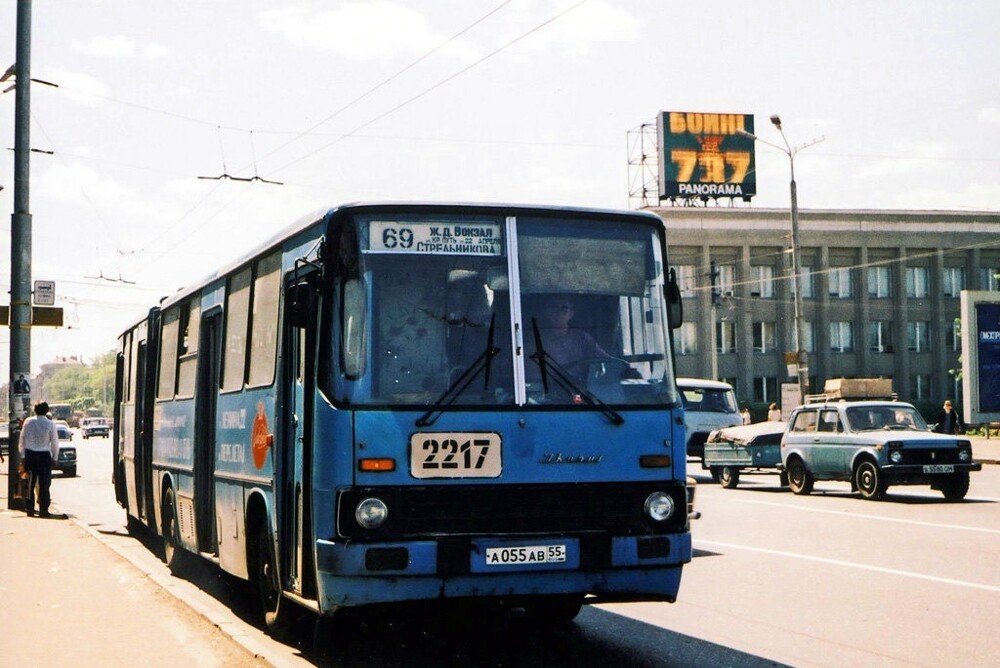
1, 0, 998, 377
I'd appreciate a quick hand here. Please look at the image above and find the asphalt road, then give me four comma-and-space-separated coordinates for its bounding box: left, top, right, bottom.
41, 434, 1000, 667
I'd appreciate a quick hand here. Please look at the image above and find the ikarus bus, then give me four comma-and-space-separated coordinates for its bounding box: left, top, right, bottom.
112, 202, 690, 632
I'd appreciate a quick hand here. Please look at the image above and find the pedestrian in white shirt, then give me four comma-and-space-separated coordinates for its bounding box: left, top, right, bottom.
19, 402, 60, 518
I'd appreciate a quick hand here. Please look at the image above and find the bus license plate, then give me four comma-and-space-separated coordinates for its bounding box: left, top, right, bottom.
410, 432, 502, 478
923, 464, 954, 474
485, 544, 566, 566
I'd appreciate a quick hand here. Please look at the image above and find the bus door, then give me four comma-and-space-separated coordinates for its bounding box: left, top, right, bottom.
134, 340, 155, 527
194, 311, 222, 554
281, 281, 317, 597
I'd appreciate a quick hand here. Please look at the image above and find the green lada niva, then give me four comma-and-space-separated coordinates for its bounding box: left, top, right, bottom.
780, 401, 981, 501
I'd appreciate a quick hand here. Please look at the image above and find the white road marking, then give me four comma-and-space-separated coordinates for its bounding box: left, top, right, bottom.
696, 539, 1000, 593
696, 492, 1000, 535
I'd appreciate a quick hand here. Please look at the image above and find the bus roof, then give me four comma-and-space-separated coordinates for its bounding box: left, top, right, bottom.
133, 202, 665, 327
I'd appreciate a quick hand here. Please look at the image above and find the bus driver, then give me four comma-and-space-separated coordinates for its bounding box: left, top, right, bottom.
530, 296, 609, 373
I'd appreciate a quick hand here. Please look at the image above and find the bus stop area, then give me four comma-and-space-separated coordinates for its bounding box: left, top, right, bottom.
0, 466, 280, 667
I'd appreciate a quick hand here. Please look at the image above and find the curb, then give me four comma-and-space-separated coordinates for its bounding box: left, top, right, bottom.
66, 513, 286, 667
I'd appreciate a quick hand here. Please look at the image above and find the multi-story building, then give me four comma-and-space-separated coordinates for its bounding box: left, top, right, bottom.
652, 206, 1000, 406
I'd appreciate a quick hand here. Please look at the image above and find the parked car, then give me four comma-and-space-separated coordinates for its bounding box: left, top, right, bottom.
81, 417, 111, 439
0, 422, 8, 458
704, 421, 788, 488
54, 424, 77, 478
781, 401, 981, 501
677, 378, 742, 462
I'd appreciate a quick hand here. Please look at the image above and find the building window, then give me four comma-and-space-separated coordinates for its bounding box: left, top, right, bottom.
716, 321, 737, 354
793, 321, 815, 353
753, 376, 778, 403
945, 319, 962, 352
791, 265, 815, 298
676, 264, 697, 298
868, 266, 892, 298
750, 265, 774, 298
830, 321, 853, 352
753, 321, 776, 353
907, 321, 930, 353
868, 321, 894, 353
943, 267, 966, 297
829, 267, 853, 298
717, 264, 735, 296
979, 267, 1000, 291
906, 266, 929, 298
677, 322, 698, 355
911, 374, 931, 400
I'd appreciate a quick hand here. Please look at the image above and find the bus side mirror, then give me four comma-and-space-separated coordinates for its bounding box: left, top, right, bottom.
287, 283, 313, 328
342, 278, 367, 379
666, 268, 683, 329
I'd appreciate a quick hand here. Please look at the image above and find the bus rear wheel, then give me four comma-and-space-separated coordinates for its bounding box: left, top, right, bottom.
162, 488, 187, 574
253, 521, 297, 635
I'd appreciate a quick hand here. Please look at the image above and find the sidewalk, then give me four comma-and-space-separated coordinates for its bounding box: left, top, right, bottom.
968, 434, 1000, 465
0, 471, 272, 667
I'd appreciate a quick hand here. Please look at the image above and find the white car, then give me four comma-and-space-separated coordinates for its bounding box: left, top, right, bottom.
677, 378, 742, 462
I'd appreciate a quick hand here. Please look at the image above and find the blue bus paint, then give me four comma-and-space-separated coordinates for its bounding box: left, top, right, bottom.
113, 202, 691, 631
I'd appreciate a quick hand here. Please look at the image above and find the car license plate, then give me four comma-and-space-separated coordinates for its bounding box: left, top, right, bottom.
923, 464, 954, 474
485, 544, 566, 566
410, 432, 501, 478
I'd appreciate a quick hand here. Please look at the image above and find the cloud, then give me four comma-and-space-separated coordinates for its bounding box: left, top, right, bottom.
502, 0, 640, 57
978, 107, 1000, 129
43, 67, 111, 105
70, 35, 169, 59
258, 2, 447, 61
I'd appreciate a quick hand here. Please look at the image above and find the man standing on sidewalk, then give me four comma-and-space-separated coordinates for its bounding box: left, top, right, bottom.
19, 401, 60, 518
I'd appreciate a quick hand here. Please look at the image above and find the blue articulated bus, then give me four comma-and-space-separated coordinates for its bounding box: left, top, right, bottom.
113, 202, 690, 632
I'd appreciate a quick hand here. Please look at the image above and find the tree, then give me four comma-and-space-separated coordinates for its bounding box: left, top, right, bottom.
44, 350, 117, 415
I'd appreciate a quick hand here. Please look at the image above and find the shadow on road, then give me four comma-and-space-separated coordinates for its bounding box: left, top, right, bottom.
121, 524, 785, 667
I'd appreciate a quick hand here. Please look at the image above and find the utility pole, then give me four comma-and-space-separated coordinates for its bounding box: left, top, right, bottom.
709, 260, 720, 381
738, 117, 824, 405
7, 0, 32, 510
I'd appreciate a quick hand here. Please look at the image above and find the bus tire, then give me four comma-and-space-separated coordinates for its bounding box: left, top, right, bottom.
253, 520, 296, 636
162, 487, 188, 574
523, 594, 584, 624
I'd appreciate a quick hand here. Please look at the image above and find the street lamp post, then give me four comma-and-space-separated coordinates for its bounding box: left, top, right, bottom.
739, 116, 824, 405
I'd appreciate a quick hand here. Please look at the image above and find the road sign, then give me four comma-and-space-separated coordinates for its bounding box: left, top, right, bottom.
34, 279, 55, 305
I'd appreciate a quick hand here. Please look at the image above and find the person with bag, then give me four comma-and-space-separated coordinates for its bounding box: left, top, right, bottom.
18, 402, 60, 518
933, 399, 965, 435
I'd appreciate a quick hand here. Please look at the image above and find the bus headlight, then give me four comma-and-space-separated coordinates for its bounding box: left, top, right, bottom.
355, 497, 388, 529
890, 450, 903, 464
644, 491, 675, 522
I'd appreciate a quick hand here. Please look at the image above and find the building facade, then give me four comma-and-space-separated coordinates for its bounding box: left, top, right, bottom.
651, 207, 1000, 406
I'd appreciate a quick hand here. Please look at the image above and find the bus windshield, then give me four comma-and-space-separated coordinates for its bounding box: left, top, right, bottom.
340, 212, 676, 408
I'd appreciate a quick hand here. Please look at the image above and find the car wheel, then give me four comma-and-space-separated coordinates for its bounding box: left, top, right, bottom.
719, 466, 740, 489
162, 488, 187, 574
63, 467, 76, 478
786, 457, 813, 495
854, 460, 886, 500
940, 472, 970, 501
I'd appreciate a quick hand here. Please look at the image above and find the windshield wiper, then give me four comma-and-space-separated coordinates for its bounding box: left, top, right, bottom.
416, 313, 500, 427
529, 318, 624, 426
